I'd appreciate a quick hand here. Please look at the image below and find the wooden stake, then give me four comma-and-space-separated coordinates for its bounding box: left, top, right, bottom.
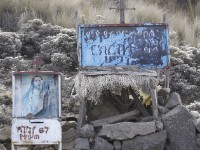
150, 88, 158, 119
163, 14, 170, 88
76, 98, 86, 137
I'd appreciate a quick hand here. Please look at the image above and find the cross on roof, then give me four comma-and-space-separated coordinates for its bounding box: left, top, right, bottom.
32, 56, 43, 71
110, 0, 135, 24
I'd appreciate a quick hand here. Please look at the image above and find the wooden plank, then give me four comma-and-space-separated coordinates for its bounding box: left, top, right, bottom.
79, 71, 157, 77
129, 87, 150, 117
151, 88, 158, 119
91, 109, 140, 127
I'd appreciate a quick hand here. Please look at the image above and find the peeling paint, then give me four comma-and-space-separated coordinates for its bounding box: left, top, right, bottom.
78, 24, 169, 68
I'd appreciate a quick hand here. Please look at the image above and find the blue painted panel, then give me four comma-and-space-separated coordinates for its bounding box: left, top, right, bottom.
79, 24, 169, 68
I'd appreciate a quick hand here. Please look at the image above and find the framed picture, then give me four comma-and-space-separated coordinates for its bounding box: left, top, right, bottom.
12, 72, 61, 118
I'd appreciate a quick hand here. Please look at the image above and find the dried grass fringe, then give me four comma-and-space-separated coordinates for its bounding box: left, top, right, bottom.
74, 73, 158, 103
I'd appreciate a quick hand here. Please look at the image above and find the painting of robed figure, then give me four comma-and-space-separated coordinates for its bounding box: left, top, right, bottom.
13, 73, 61, 118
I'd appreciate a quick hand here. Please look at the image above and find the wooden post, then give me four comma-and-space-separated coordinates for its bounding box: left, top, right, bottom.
76, 98, 86, 138
109, 0, 135, 24
163, 14, 170, 88
75, 11, 78, 38
119, 0, 125, 24
151, 88, 158, 119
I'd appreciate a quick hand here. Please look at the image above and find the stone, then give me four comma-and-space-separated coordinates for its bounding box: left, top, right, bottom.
62, 128, 75, 150
165, 92, 182, 109
75, 138, 90, 150
93, 137, 114, 150
155, 120, 163, 131
0, 126, 11, 141
191, 111, 200, 118
0, 144, 6, 150
62, 121, 77, 132
99, 121, 156, 140
113, 141, 121, 150
122, 130, 167, 150
79, 124, 95, 138
194, 119, 200, 132
197, 138, 200, 147
157, 88, 170, 98
162, 105, 197, 150
63, 140, 75, 150
158, 105, 169, 114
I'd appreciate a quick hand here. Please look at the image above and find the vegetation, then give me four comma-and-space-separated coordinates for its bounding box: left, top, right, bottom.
0, 0, 199, 47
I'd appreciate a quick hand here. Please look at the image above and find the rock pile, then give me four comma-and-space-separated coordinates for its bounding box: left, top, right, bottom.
68, 88, 199, 150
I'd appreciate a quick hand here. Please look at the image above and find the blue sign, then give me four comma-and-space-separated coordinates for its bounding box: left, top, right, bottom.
78, 24, 169, 68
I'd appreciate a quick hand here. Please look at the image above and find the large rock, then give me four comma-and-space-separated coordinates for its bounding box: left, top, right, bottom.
93, 137, 114, 150
0, 126, 11, 141
165, 92, 182, 109
99, 121, 156, 140
162, 105, 197, 150
121, 130, 167, 150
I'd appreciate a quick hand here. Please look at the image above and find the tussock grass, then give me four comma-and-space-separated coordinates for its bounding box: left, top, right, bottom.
0, 0, 199, 47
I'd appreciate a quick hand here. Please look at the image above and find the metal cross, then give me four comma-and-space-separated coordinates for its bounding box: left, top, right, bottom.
32, 56, 43, 71
109, 0, 135, 24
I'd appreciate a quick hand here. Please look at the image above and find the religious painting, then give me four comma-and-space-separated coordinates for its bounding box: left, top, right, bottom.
12, 72, 61, 118
78, 24, 169, 68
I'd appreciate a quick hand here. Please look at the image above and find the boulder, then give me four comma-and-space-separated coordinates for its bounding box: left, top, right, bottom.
93, 137, 114, 150
75, 138, 90, 150
79, 124, 95, 138
0, 126, 11, 141
121, 130, 167, 150
162, 105, 197, 150
99, 121, 156, 140
165, 92, 182, 109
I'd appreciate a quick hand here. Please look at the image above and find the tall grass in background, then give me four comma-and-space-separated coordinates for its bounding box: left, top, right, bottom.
0, 0, 199, 47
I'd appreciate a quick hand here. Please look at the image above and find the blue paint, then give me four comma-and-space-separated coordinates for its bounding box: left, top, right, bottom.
79, 24, 169, 68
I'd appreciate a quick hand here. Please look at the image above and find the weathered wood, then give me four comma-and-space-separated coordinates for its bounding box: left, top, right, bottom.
163, 14, 170, 88
129, 87, 150, 117
79, 71, 157, 77
91, 109, 140, 127
151, 88, 158, 119
76, 98, 86, 137
119, 0, 125, 23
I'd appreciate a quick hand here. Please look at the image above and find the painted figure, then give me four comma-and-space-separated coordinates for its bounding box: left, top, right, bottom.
22, 76, 49, 117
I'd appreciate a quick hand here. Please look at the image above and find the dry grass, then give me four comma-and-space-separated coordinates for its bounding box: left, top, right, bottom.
0, 0, 199, 47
